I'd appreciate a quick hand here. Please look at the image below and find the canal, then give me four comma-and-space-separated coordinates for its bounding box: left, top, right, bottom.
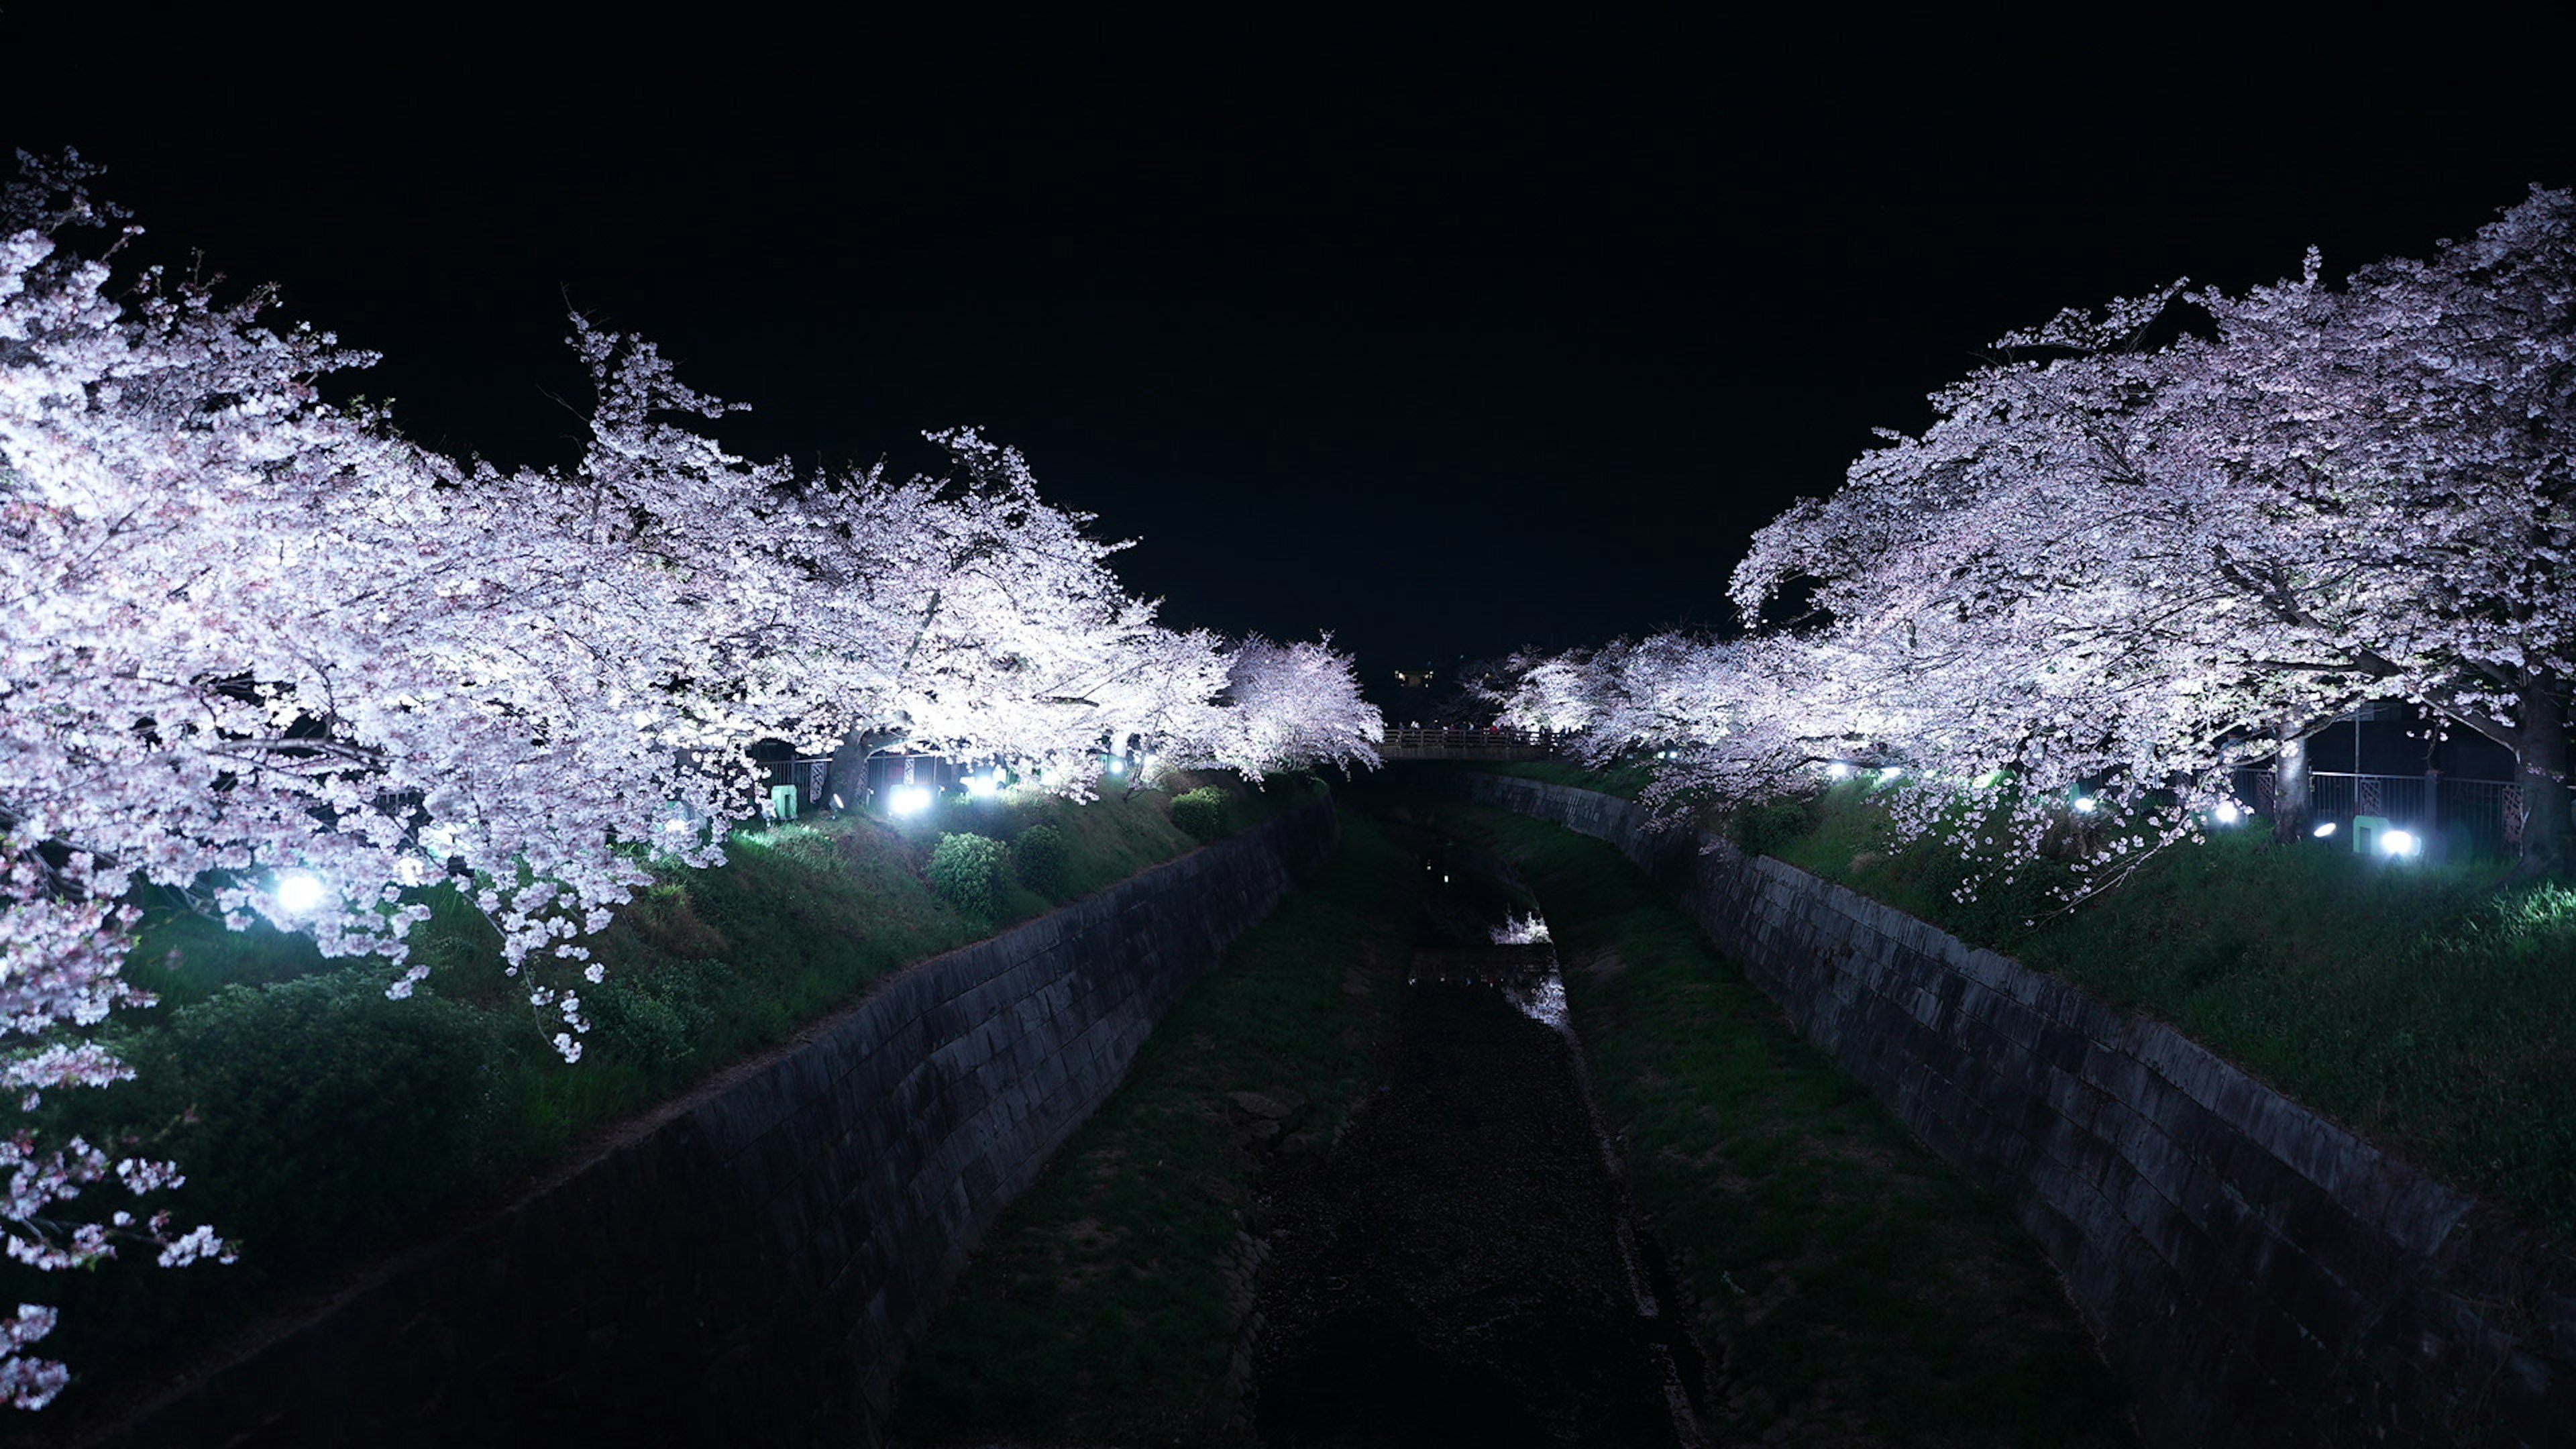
1248, 833, 1705, 1446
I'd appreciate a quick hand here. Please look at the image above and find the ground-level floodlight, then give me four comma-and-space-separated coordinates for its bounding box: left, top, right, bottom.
2214, 801, 2242, 825
1107, 758, 1126, 775
274, 870, 327, 914
890, 784, 932, 816
2312, 821, 2339, 838
1826, 761, 1854, 780
2072, 796, 2099, 814
965, 773, 1000, 798
2381, 828, 2421, 858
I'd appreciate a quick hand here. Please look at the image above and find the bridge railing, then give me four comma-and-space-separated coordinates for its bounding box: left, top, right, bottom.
1383, 726, 1564, 754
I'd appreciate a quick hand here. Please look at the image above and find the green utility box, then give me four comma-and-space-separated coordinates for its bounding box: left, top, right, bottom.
2353, 814, 2390, 854
768, 785, 800, 821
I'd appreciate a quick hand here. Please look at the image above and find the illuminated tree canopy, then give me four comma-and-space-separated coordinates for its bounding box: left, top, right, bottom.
0, 156, 1381, 1403
1503, 187, 2574, 877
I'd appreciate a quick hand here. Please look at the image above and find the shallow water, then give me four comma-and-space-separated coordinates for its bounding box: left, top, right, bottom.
1248, 849, 1697, 1447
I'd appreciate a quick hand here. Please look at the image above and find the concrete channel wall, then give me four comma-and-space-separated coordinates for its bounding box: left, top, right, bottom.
86, 796, 1338, 1449
1438, 769, 2575, 1448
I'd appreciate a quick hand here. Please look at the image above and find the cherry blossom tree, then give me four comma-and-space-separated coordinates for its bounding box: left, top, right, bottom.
1164, 635, 1384, 780
0, 154, 1387, 1403
1519, 187, 2572, 886
794, 431, 1240, 792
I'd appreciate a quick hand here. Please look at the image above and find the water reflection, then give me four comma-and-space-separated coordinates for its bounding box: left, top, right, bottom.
1502, 971, 1570, 1032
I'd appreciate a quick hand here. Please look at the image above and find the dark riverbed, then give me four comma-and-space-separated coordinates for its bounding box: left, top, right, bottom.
1249, 855, 1693, 1447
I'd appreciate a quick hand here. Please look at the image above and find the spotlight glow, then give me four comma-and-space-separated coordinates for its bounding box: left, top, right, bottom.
1826, 762, 1854, 779
2072, 796, 2099, 814
965, 773, 1000, 798
274, 870, 327, 913
2214, 801, 2242, 825
1877, 766, 1902, 782
2312, 821, 2338, 838
2381, 828, 2420, 857
890, 785, 932, 816
1107, 759, 1126, 775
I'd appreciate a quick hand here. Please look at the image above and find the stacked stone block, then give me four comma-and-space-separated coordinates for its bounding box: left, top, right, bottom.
83, 798, 1337, 1449
1441, 770, 2573, 1448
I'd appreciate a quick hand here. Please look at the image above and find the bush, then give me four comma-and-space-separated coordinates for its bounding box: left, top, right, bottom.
1731, 798, 1813, 858
1012, 824, 1071, 899
929, 833, 1009, 918
1169, 787, 1232, 842
105, 970, 506, 1276
586, 957, 732, 1075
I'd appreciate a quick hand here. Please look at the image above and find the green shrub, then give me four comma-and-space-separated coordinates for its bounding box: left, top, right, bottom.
106, 969, 506, 1277
1731, 798, 1813, 858
1169, 787, 1232, 841
1012, 824, 1071, 898
930, 833, 1009, 918
585, 957, 731, 1074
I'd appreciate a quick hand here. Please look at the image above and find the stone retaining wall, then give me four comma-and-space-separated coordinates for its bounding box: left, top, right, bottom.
83, 796, 1338, 1449
1440, 769, 2573, 1448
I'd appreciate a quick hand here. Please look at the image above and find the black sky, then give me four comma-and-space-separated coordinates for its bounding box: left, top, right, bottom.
4, 11, 2569, 702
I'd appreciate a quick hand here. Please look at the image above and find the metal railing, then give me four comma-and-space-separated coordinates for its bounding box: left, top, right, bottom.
2231, 767, 2523, 854
1382, 727, 1563, 756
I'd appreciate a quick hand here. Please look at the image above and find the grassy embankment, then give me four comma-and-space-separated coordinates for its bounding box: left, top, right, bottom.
1382, 782, 2135, 1446
13, 773, 1309, 1418
1750, 778, 2576, 1240
1468, 757, 2576, 1238
889, 809, 1413, 1448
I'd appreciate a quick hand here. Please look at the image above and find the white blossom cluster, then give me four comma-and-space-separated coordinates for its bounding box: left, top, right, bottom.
1501, 187, 2575, 897
0, 154, 1381, 1405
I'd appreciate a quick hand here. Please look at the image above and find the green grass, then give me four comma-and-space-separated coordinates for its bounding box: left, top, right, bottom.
1376, 783, 2135, 1447
1746, 783, 2576, 1238
889, 809, 1411, 1447
10, 771, 1318, 1420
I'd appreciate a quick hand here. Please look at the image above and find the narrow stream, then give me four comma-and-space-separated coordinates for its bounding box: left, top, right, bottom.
1247, 835, 1706, 1447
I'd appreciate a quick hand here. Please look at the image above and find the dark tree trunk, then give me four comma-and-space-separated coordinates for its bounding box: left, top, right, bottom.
828, 723, 913, 812
2516, 670, 2569, 875
2272, 728, 2314, 843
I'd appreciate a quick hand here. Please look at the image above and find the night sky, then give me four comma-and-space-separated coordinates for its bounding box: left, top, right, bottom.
5, 13, 2569, 702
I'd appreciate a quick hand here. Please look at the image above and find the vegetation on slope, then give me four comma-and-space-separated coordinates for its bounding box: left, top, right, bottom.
1385, 784, 2135, 1446
890, 810, 1411, 1447
1754, 781, 2576, 1238
11, 773, 1311, 1419
1473, 755, 2576, 1239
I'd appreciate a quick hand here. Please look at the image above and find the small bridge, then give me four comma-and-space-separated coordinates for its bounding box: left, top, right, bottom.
1408, 943, 1559, 986
1381, 727, 1560, 761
